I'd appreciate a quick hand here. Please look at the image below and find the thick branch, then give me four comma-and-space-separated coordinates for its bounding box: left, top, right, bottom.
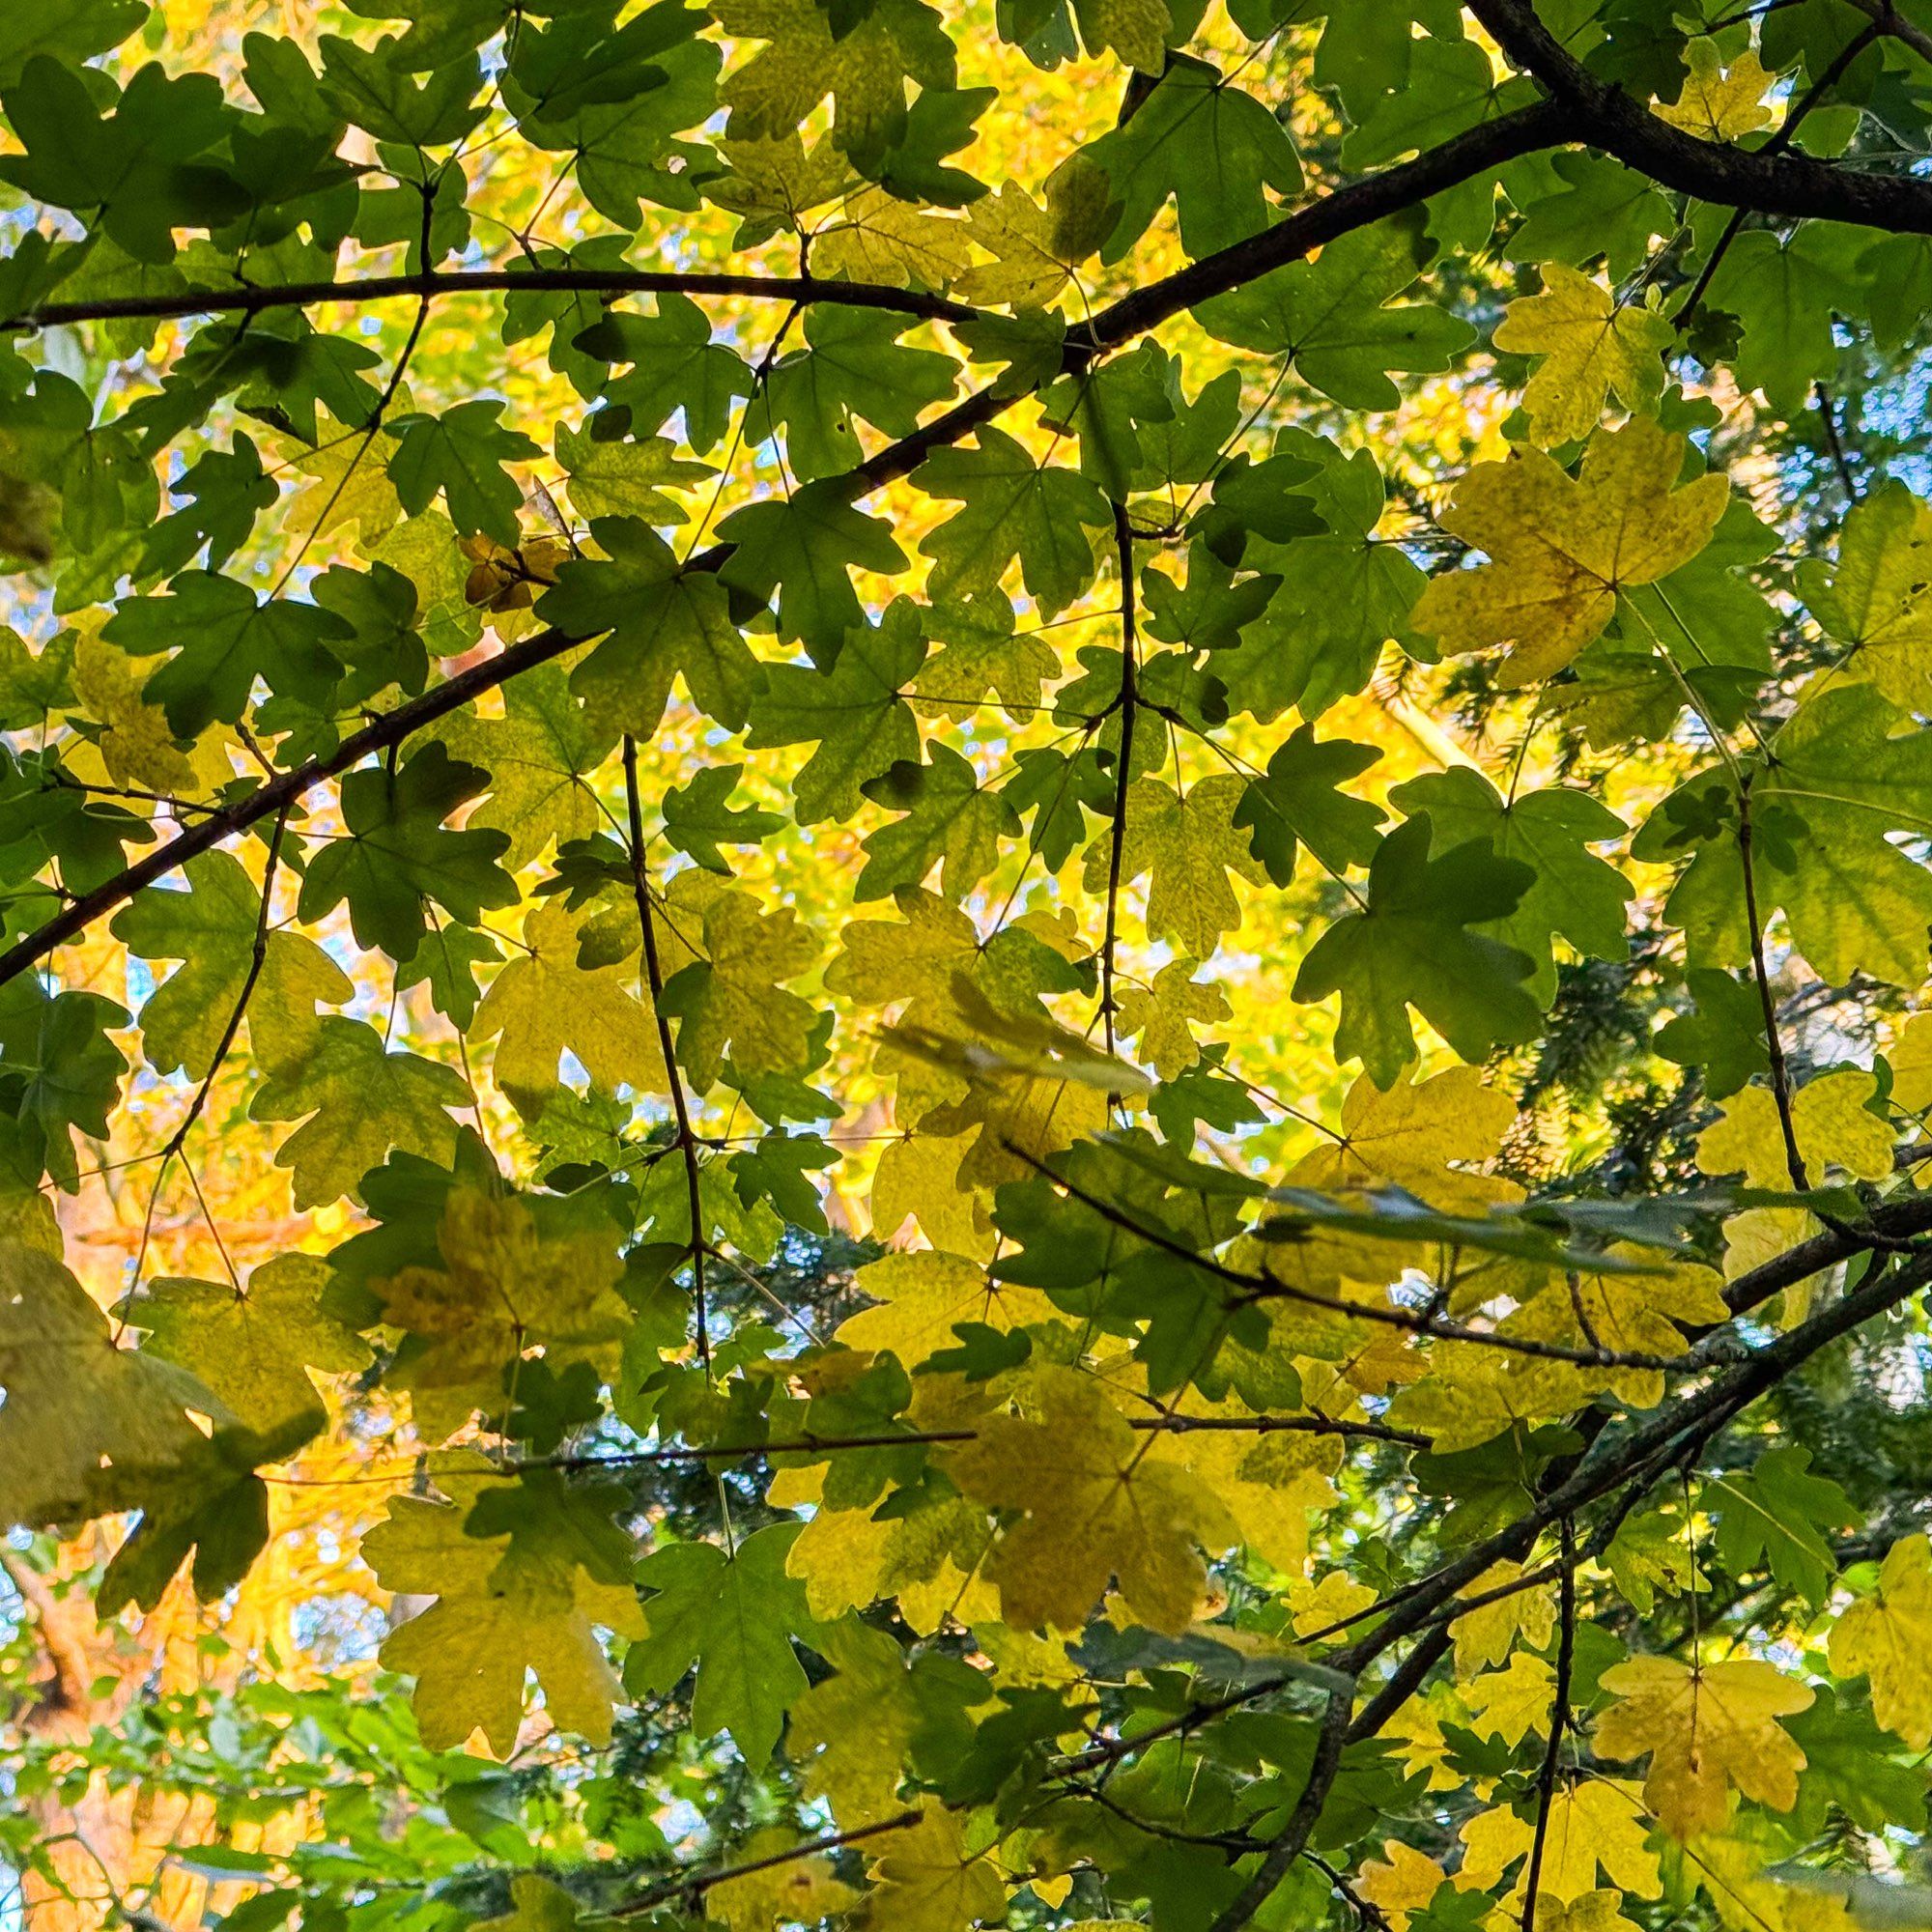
1467, 0, 1932, 232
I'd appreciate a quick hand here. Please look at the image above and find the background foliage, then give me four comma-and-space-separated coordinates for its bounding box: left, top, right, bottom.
7, 4, 1932, 1932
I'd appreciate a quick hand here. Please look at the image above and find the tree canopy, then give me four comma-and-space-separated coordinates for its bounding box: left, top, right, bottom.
9, 4, 1932, 1932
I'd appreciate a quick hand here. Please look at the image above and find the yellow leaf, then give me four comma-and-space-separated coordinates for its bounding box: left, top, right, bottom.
1116, 958, 1229, 1082
372, 1188, 630, 1443
1357, 1841, 1447, 1932
1828, 1532, 1932, 1747
945, 1366, 1237, 1634
71, 629, 198, 794
1895, 1011, 1932, 1118
956, 156, 1112, 308
1462, 1781, 1660, 1902
816, 185, 971, 287
1288, 1568, 1378, 1635
1083, 774, 1266, 956
473, 899, 667, 1119
1413, 417, 1728, 686
1657, 41, 1778, 142
1534, 1889, 1642, 1932
1463, 1652, 1555, 1747
1451, 1559, 1557, 1678
1492, 267, 1673, 448
1509, 1249, 1727, 1406
786, 1620, 929, 1826
871, 1130, 993, 1260
838, 1248, 1056, 1370
706, 1826, 861, 1932
1694, 1068, 1894, 1187
1594, 1655, 1812, 1838
706, 132, 847, 236
365, 1469, 645, 1756
862, 1799, 1007, 1932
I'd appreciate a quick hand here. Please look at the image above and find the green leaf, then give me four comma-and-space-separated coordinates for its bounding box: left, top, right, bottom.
1234, 724, 1385, 888
1196, 212, 1475, 411
1655, 968, 1770, 1101
1708, 1447, 1861, 1606
297, 741, 517, 960
578, 294, 755, 455
546, 519, 766, 734
662, 763, 785, 875
857, 743, 1020, 900
747, 599, 925, 824
626, 1522, 818, 1766
1089, 55, 1301, 261
915, 425, 1111, 616
554, 421, 711, 524
386, 401, 541, 545
747, 305, 957, 481
249, 1016, 473, 1208
716, 480, 909, 656
1388, 769, 1632, 1004
102, 572, 351, 736
1292, 817, 1541, 1087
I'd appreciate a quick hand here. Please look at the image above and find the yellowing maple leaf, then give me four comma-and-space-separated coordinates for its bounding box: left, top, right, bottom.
1534, 1890, 1643, 1932
1509, 1249, 1727, 1406
372, 1188, 630, 1443
71, 628, 199, 794
473, 899, 666, 1119
945, 1367, 1237, 1634
1084, 774, 1267, 956
956, 156, 1113, 309
838, 1248, 1056, 1371
365, 1470, 644, 1756
1462, 1779, 1660, 1902
871, 1129, 993, 1260
862, 1800, 1006, 1932
1828, 1533, 1932, 1747
1357, 1841, 1447, 1931
1116, 959, 1228, 1081
1463, 1651, 1555, 1746
706, 1827, 861, 1932
662, 871, 819, 1091
1413, 417, 1728, 685
814, 185, 971, 288
1695, 1069, 1894, 1187
1594, 1655, 1812, 1838
1451, 1559, 1557, 1677
785, 1619, 931, 1827
1493, 267, 1673, 448
1288, 1568, 1378, 1634
1657, 41, 1778, 142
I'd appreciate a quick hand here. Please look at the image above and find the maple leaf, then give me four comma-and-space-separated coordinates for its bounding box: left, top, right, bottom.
297, 741, 517, 961
945, 1366, 1237, 1634
1657, 40, 1777, 142
249, 1017, 473, 1208
716, 480, 908, 654
812, 184, 973, 288
370, 1185, 629, 1443
111, 851, 344, 1080
1492, 266, 1672, 448
554, 421, 709, 524
1235, 724, 1385, 888
1082, 774, 1267, 957
1451, 1559, 1556, 1678
366, 1467, 645, 1756
659, 872, 819, 1092
1292, 817, 1541, 1088
1595, 1655, 1813, 1838
386, 400, 539, 546
68, 629, 199, 794
1829, 1533, 1932, 1748
916, 427, 1112, 617
579, 293, 757, 455
1116, 959, 1229, 1082
544, 520, 766, 737
837, 1248, 1057, 1371
861, 1799, 1006, 1932
472, 899, 666, 1119
1389, 770, 1632, 1005
955, 157, 1111, 309
0, 1239, 209, 1528
1510, 1250, 1726, 1406
1462, 1780, 1661, 1903
1695, 1068, 1894, 1189
1796, 480, 1932, 713
122, 1254, 368, 1435
746, 598, 923, 824
912, 595, 1061, 723
627, 1521, 819, 1766
1464, 1652, 1554, 1746
1357, 1841, 1447, 1932
1412, 418, 1729, 685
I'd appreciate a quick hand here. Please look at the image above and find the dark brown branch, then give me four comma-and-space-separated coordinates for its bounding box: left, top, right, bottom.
1467, 0, 1932, 233
623, 735, 710, 1376
611, 1810, 922, 1918
3, 267, 983, 335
